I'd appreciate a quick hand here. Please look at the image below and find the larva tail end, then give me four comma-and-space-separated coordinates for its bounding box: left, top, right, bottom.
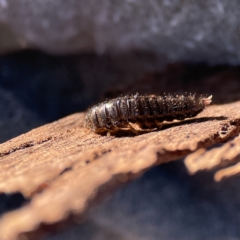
202, 95, 212, 107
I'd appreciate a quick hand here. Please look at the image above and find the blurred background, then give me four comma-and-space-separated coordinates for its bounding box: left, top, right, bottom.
1, 0, 240, 239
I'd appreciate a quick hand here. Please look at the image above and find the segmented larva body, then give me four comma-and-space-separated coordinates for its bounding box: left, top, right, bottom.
85, 93, 212, 134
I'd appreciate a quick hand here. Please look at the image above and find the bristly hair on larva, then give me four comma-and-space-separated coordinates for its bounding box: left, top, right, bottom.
85, 93, 212, 135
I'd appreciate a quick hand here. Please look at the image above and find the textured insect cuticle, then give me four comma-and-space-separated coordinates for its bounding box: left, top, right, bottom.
85, 93, 212, 135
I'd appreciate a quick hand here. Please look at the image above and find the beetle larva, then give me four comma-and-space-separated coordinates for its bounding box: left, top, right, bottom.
85, 93, 212, 135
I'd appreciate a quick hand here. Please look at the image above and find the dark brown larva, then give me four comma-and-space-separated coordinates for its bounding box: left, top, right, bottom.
85, 93, 212, 135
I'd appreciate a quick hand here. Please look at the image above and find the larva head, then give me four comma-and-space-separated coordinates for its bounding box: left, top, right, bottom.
85, 107, 98, 131
85, 110, 92, 130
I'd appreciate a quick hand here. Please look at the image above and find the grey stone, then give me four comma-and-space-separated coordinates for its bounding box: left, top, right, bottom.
0, 0, 240, 65
0, 87, 44, 143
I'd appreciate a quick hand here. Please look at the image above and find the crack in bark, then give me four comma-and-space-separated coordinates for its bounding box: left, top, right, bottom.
0, 137, 53, 157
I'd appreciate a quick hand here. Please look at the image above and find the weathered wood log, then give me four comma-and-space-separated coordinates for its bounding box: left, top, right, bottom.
0, 101, 240, 240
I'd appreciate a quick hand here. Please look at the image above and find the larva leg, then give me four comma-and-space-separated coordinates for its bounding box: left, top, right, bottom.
155, 120, 163, 128
106, 126, 139, 135
128, 122, 157, 133
128, 122, 144, 131
106, 127, 119, 136
106, 123, 143, 135
107, 131, 118, 136
106, 125, 139, 135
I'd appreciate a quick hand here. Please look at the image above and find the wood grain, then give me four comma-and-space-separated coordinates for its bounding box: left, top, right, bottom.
1, 101, 240, 240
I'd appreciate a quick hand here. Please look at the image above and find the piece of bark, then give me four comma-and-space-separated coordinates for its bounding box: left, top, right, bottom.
0, 101, 240, 240
184, 133, 240, 181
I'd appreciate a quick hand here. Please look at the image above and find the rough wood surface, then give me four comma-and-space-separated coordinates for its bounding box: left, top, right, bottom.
1, 101, 240, 240
185, 133, 240, 181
